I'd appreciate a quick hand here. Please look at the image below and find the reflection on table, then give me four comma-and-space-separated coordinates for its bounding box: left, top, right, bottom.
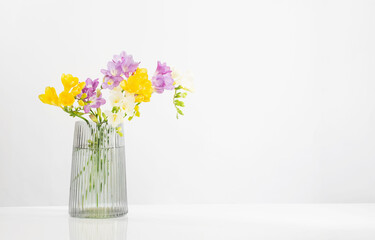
69, 216, 128, 240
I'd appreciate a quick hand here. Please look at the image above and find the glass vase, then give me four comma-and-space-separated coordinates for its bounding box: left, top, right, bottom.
69, 121, 128, 218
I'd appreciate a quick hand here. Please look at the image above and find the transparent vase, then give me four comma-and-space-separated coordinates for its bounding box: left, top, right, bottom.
69, 121, 128, 218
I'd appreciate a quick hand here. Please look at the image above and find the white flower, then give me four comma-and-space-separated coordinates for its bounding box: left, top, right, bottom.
112, 86, 122, 92
171, 68, 195, 92
121, 92, 136, 116
171, 68, 183, 83
109, 90, 124, 108
108, 90, 136, 117
105, 110, 125, 127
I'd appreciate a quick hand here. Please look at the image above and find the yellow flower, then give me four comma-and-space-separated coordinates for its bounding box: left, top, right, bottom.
39, 74, 85, 107
58, 91, 75, 106
71, 82, 85, 96
120, 68, 153, 102
39, 87, 59, 106
61, 73, 85, 97
58, 74, 85, 107
61, 74, 77, 92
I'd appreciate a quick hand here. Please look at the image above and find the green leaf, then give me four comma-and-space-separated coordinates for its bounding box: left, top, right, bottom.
102, 112, 107, 121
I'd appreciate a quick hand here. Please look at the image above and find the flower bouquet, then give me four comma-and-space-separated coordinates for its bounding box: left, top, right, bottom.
39, 51, 192, 218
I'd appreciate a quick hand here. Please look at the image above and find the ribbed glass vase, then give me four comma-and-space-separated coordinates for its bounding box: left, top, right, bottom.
69, 121, 128, 218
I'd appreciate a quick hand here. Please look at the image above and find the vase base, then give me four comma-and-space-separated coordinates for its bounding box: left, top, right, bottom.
69, 207, 128, 219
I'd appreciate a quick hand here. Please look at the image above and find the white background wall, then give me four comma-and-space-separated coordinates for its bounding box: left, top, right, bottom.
1, 0, 375, 206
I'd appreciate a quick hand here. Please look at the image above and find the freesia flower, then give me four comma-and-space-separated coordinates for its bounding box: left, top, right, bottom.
112, 86, 123, 92
78, 78, 100, 99
122, 92, 136, 116
105, 109, 125, 127
171, 68, 195, 92
39, 87, 59, 106
58, 91, 75, 106
61, 74, 85, 96
152, 61, 175, 94
83, 91, 106, 113
58, 74, 86, 107
101, 61, 122, 77
83, 78, 99, 92
79, 78, 106, 113
109, 90, 125, 108
102, 76, 123, 90
113, 51, 140, 77
39, 74, 85, 107
109, 91, 136, 116
120, 68, 153, 102
101, 62, 123, 89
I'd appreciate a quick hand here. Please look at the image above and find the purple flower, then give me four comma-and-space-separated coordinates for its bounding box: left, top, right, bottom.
77, 78, 106, 113
101, 61, 122, 77
101, 75, 123, 90
85, 78, 99, 90
101, 51, 140, 89
113, 51, 140, 77
101, 61, 124, 89
152, 61, 175, 94
78, 78, 99, 99
83, 92, 106, 113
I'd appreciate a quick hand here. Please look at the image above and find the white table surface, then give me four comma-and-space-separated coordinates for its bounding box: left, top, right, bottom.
0, 204, 375, 239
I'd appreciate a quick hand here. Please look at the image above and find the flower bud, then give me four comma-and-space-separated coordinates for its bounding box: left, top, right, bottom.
89, 114, 98, 123
116, 127, 123, 137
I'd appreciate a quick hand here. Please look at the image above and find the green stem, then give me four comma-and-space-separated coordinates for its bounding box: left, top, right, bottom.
62, 107, 90, 125
75, 114, 90, 125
